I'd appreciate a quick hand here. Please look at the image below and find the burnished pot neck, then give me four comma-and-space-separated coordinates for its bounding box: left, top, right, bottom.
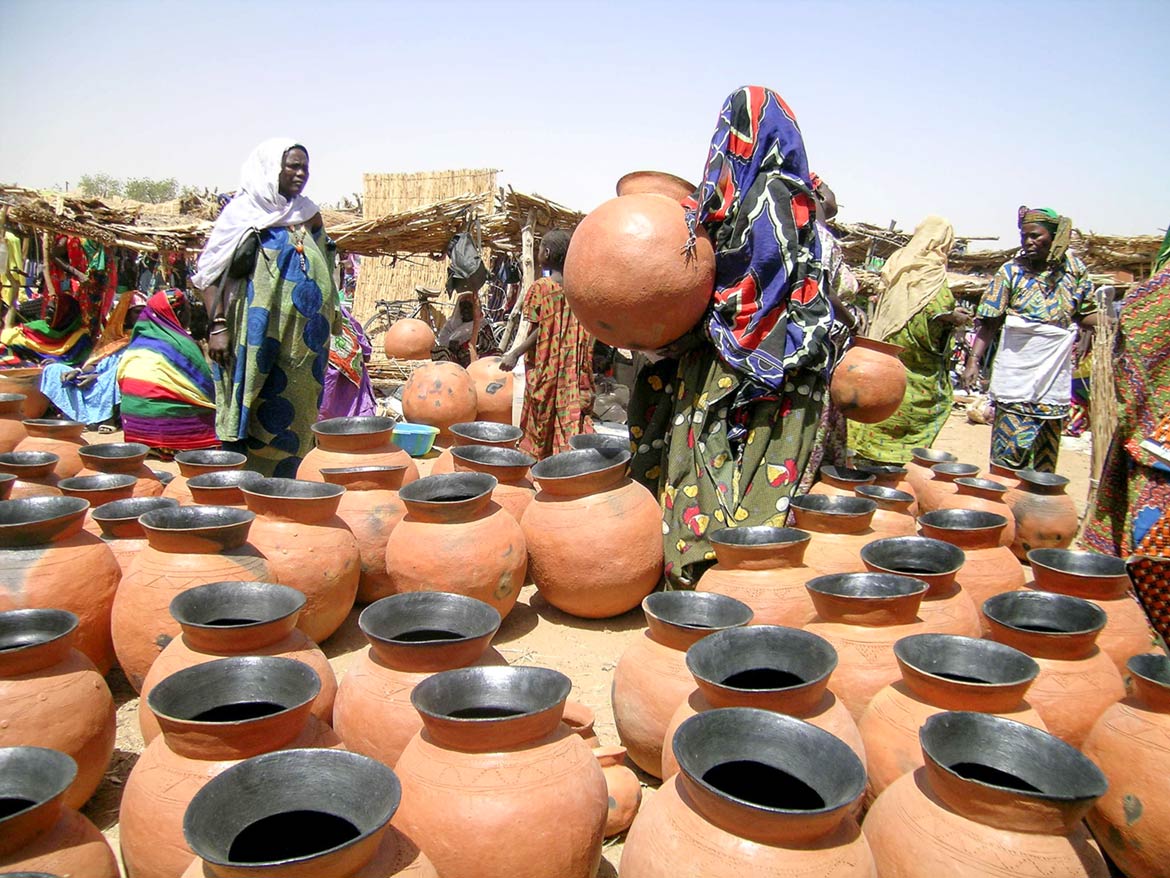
451, 445, 535, 486
789, 494, 876, 535
569, 432, 629, 454
139, 505, 256, 554
859, 536, 964, 595
78, 442, 149, 473
530, 448, 630, 496
174, 449, 247, 478
954, 477, 1008, 503
360, 592, 500, 672
92, 496, 178, 540
1027, 548, 1130, 601
0, 746, 76, 858
894, 633, 1039, 712
918, 509, 1007, 550
982, 591, 1106, 660
855, 485, 914, 514
0, 496, 87, 547
319, 465, 407, 492
642, 591, 754, 651
186, 470, 262, 507
909, 447, 956, 468
1128, 653, 1170, 713
170, 581, 306, 653
398, 472, 496, 522
449, 421, 522, 448
0, 450, 59, 480
806, 573, 927, 626
22, 418, 85, 441
929, 462, 980, 483
855, 464, 908, 489
708, 526, 811, 570
818, 465, 875, 491
241, 477, 344, 523
57, 473, 136, 503
920, 711, 1106, 833
311, 416, 398, 453
0, 608, 79, 676
1013, 469, 1070, 495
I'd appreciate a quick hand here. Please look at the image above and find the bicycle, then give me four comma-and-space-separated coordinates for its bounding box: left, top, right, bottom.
363, 286, 503, 366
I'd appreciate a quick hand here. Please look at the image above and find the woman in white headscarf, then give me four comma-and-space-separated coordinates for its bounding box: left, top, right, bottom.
192, 139, 338, 477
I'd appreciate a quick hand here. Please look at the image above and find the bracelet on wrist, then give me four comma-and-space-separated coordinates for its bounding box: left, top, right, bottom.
209, 327, 229, 336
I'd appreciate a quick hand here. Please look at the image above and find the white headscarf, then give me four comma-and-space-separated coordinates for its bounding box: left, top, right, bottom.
191, 138, 320, 290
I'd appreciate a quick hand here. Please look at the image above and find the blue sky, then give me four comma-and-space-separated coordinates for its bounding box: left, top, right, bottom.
3, 0, 1167, 250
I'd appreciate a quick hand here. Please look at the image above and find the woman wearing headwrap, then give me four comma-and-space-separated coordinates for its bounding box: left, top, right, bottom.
628, 85, 833, 589
962, 207, 1097, 472
850, 216, 970, 464
192, 139, 338, 476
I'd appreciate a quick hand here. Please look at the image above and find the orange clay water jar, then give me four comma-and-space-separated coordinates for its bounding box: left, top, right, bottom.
1005, 469, 1079, 560
401, 363, 480, 446
15, 418, 88, 479
299, 416, 419, 485
904, 447, 955, 512
810, 465, 876, 497
0, 392, 28, 452
163, 449, 247, 505
917, 509, 1025, 625
186, 469, 261, 507
939, 476, 1015, 547
90, 496, 179, 576
695, 526, 818, 628
854, 485, 917, 538
788, 494, 876, 577
859, 535, 981, 637
429, 421, 522, 475
466, 357, 515, 424
0, 450, 61, 498
320, 465, 408, 604
830, 337, 907, 424
383, 316, 437, 359
77, 441, 165, 497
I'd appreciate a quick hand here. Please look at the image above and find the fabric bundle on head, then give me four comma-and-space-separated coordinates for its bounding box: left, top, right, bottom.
868, 215, 955, 341
1018, 205, 1072, 264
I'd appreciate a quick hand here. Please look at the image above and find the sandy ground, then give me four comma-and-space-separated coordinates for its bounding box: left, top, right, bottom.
83, 408, 1092, 876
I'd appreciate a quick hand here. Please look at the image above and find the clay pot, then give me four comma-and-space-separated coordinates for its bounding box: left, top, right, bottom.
0, 393, 28, 452
982, 591, 1125, 747
523, 449, 662, 618
466, 356, 515, 424
859, 634, 1046, 799
940, 476, 1015, 547
859, 536, 981, 637
594, 745, 641, 837
925, 461, 981, 509
0, 451, 60, 498
0, 496, 121, 674
300, 416, 419, 485
854, 485, 917, 538
612, 591, 753, 778
563, 193, 715, 351
830, 336, 908, 424
120, 656, 340, 878
0, 367, 50, 418
0, 747, 118, 877
450, 446, 535, 522
615, 169, 697, 200
904, 447, 956, 512
334, 592, 503, 769
138, 581, 337, 744
430, 420, 522, 475
91, 496, 179, 576
164, 450, 247, 505
15, 420, 87, 479
395, 665, 609, 878
562, 700, 602, 746
58, 473, 136, 534
77, 442, 164, 497
186, 470, 261, 508
1083, 653, 1170, 878
810, 465, 876, 497
1029, 549, 1161, 671
986, 461, 1022, 490
864, 712, 1109, 877
788, 494, 876, 577
1005, 469, 1079, 560
386, 473, 527, 618
383, 316, 437, 360
0, 609, 116, 810
320, 466, 408, 604
621, 708, 874, 878
0, 472, 13, 501
112, 505, 271, 691
660, 626, 865, 780
401, 362, 479, 445
695, 526, 818, 627
855, 462, 912, 492
917, 509, 1026, 623
180, 748, 435, 878
568, 432, 629, 454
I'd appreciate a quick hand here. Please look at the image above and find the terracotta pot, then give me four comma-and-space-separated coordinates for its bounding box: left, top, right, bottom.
940, 476, 1015, 547
334, 592, 503, 769
562, 699, 602, 747
594, 744, 641, 837
854, 485, 917, 538
810, 465, 876, 497
0, 392, 28, 452
788, 494, 876, 577
186, 470, 262, 508
621, 708, 874, 878
0, 367, 50, 418
58, 473, 136, 535
0, 451, 60, 498
240, 478, 360, 643
1028, 548, 1159, 672
695, 526, 818, 627
180, 748, 436, 878
0, 473, 13, 501
830, 337, 908, 424
859, 634, 1046, 800
904, 447, 956, 512
164, 450, 247, 505
1084, 653, 1170, 878
383, 316, 437, 360
138, 581, 337, 744
1005, 469, 1079, 560
386, 473, 527, 618
615, 169, 697, 200
112, 505, 271, 690
612, 591, 753, 778
986, 461, 1022, 490
91, 496, 179, 576
15, 419, 87, 479
299, 416, 419, 485
395, 666, 609, 878
660, 625, 864, 780
450, 446, 535, 522
401, 362, 479, 445
429, 420, 522, 475
858, 536, 981, 637
568, 432, 629, 454
918, 509, 1026, 624
925, 461, 980, 509
523, 449, 662, 618
563, 193, 715, 351
0, 496, 121, 673
864, 712, 1108, 877
982, 591, 1125, 747
0, 747, 118, 877
77, 441, 165, 497
466, 356, 515, 424
0, 609, 116, 810
320, 466, 408, 603
120, 656, 340, 878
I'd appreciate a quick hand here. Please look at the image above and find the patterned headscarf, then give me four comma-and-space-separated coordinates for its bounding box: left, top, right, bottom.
1018, 206, 1072, 265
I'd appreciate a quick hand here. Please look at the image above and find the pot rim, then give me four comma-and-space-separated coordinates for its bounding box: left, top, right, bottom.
1026, 548, 1127, 580
1128, 653, 1170, 688
0, 746, 77, 824
358, 592, 502, 647
146, 655, 320, 725
529, 447, 631, 482
1014, 469, 1070, 489
239, 477, 345, 501
789, 493, 876, 517
982, 591, 1107, 637
0, 607, 79, 652
0, 495, 88, 528
92, 496, 179, 523
894, 633, 1039, 689
910, 447, 957, 464
855, 485, 915, 504
859, 535, 965, 577
58, 473, 138, 492
174, 449, 248, 468
685, 626, 839, 693
397, 471, 497, 505
448, 421, 523, 445
311, 415, 397, 437
139, 504, 256, 533
805, 571, 929, 601
708, 525, 810, 549
642, 591, 754, 632
410, 665, 571, 724
169, 581, 306, 631
918, 508, 1008, 533
955, 477, 1008, 495
78, 442, 150, 460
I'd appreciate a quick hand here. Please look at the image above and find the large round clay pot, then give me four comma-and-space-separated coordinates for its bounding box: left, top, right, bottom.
788, 494, 876, 577
450, 446, 535, 522
15, 419, 87, 479
240, 478, 360, 643
830, 337, 908, 424
186, 469, 261, 508
138, 581, 336, 744
859, 634, 1046, 800
334, 592, 503, 769
394, 665, 609, 878
57, 473, 136, 534
466, 356, 515, 424
940, 476, 1015, 547
401, 362, 479, 446
982, 591, 1125, 747
164, 450, 247, 505
612, 591, 753, 778
77, 441, 165, 497
0, 393, 28, 452
0, 496, 121, 674
0, 451, 60, 498
1027, 548, 1160, 671
430, 420, 522, 475
925, 461, 980, 509
810, 465, 876, 497
660, 626, 864, 780
0, 746, 119, 877
695, 526, 818, 627
383, 316, 437, 360
563, 193, 715, 351
180, 748, 436, 878
1005, 469, 1079, 560
918, 509, 1026, 625
0, 609, 116, 810
615, 169, 697, 200
863, 711, 1109, 877
621, 708, 875, 878
0, 367, 50, 418
386, 473, 527, 618
112, 505, 271, 691
320, 466, 408, 603
523, 449, 662, 618
120, 656, 340, 878
1083, 653, 1170, 878
300, 416, 419, 485
91, 496, 179, 576
859, 536, 981, 637
904, 447, 956, 512
854, 485, 917, 538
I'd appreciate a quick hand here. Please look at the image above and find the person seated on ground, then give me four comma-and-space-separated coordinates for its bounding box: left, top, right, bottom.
0, 291, 92, 366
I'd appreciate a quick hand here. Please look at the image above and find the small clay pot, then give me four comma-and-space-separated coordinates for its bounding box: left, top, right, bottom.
429, 421, 522, 475
450, 446, 536, 522
76, 442, 164, 497
0, 451, 61, 498
830, 336, 908, 424
15, 420, 87, 479
696, 526, 818, 627
401, 362, 480, 445
186, 470, 262, 507
594, 744, 641, 837
0, 392, 29, 452
562, 699, 602, 747
1005, 469, 1079, 560
905, 447, 956, 512
91, 496, 180, 576
855, 485, 917, 538
788, 494, 876, 577
164, 449, 247, 505
859, 536, 981, 637
810, 465, 876, 497
320, 465, 408, 603
383, 316, 436, 360
615, 170, 697, 200
300, 416, 419, 485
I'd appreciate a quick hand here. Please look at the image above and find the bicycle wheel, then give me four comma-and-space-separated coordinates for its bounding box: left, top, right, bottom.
363, 302, 411, 342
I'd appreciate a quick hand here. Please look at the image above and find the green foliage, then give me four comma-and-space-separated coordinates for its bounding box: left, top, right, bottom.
78, 173, 122, 198
123, 177, 179, 204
